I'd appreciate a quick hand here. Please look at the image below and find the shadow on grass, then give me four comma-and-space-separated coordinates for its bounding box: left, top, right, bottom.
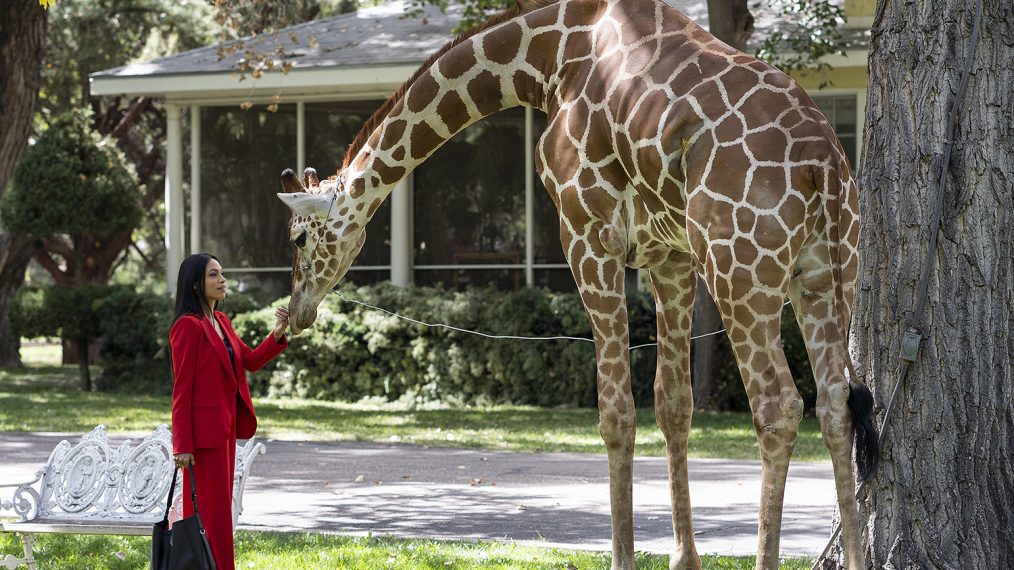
0, 363, 828, 461
0, 531, 812, 569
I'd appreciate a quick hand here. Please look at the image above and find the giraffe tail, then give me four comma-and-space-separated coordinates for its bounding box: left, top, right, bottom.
848, 377, 878, 481
825, 166, 880, 482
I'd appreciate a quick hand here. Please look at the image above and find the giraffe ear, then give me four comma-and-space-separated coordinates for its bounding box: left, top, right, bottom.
276, 192, 333, 218
303, 167, 320, 189
280, 169, 305, 194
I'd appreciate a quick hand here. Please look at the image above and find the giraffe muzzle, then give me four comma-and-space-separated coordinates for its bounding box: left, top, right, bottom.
289, 304, 318, 335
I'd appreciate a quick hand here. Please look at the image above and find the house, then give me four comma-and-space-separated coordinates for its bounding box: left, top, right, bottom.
89, 0, 873, 296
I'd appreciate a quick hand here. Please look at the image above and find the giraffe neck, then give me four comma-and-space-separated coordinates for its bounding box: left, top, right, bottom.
337, 1, 574, 216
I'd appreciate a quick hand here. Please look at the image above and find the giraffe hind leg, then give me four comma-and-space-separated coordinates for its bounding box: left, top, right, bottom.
702, 259, 801, 570
788, 248, 865, 570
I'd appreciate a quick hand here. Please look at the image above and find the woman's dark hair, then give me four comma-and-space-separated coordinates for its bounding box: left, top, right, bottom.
173, 253, 222, 322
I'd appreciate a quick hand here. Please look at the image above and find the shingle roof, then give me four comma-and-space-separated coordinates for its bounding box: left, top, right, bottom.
91, 0, 868, 80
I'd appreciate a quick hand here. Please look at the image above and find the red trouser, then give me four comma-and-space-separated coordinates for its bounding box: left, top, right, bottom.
183, 435, 237, 570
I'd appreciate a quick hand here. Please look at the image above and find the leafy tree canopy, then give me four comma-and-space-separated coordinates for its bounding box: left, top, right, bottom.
40, 0, 219, 119
753, 0, 846, 75
1, 109, 142, 237
405, 0, 847, 75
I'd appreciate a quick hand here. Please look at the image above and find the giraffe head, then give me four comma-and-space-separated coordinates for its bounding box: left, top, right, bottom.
277, 167, 367, 334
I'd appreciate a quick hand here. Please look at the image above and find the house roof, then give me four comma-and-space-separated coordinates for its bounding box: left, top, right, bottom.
90, 0, 869, 100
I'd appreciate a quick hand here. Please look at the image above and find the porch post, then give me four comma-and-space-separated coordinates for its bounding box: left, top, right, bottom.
390, 176, 412, 286
297, 101, 306, 174
165, 103, 185, 291
189, 106, 201, 254
525, 107, 534, 287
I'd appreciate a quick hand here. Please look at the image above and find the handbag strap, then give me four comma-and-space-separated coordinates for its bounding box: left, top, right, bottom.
187, 466, 200, 515
161, 467, 179, 523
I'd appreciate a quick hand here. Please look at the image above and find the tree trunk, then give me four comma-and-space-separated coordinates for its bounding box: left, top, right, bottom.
0, 1, 46, 368
692, 0, 752, 409
691, 281, 725, 409
0, 234, 34, 367
851, 1, 1013, 567
705, 0, 753, 51
76, 338, 91, 392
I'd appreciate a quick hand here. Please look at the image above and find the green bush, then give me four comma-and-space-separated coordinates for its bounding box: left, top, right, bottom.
219, 288, 274, 319
231, 283, 816, 410
42, 285, 108, 344
10, 287, 47, 340
94, 287, 174, 394
0, 109, 141, 237
12, 284, 174, 393
22, 284, 111, 390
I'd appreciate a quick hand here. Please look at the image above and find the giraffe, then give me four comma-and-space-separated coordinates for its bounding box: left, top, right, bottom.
275, 1, 878, 568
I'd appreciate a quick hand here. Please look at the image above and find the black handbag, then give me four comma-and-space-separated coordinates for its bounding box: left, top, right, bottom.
151, 467, 217, 570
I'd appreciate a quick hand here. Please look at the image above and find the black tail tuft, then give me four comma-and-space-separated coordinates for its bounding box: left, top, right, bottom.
848, 381, 879, 481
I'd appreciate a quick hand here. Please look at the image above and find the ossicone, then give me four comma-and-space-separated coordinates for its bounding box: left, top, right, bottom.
303, 167, 320, 189
280, 169, 305, 194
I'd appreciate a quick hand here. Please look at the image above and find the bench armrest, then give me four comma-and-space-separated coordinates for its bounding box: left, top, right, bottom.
231, 439, 266, 527
0, 471, 45, 521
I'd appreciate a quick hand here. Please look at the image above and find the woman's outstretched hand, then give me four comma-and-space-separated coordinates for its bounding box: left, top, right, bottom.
272, 307, 289, 340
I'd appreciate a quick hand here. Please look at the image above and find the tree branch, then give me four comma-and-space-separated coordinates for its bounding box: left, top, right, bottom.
32, 249, 72, 286
40, 235, 74, 260
110, 96, 152, 139
130, 239, 155, 269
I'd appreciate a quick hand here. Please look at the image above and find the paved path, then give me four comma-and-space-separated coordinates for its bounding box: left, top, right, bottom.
0, 433, 836, 557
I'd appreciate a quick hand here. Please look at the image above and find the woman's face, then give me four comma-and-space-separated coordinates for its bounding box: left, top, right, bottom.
203, 258, 227, 306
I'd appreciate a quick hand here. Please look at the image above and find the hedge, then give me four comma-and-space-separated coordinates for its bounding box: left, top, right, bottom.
13, 282, 817, 410
231, 283, 817, 410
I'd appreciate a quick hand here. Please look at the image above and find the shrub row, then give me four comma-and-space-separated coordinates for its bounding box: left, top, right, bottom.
12, 285, 175, 393
231, 283, 817, 410
13, 282, 817, 410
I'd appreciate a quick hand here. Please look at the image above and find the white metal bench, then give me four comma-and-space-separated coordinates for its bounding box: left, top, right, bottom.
0, 424, 265, 570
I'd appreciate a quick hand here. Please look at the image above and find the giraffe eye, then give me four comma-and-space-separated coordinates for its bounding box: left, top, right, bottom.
293, 232, 307, 248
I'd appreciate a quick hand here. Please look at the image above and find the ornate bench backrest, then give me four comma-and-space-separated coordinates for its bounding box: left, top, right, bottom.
15, 424, 174, 523
7, 424, 264, 526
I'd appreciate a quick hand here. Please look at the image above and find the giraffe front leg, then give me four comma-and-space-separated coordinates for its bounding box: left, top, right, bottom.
649, 252, 702, 570
563, 222, 637, 570
591, 281, 637, 570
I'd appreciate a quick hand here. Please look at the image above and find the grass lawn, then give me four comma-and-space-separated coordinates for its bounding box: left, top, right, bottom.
0, 531, 812, 569
0, 344, 829, 461
1, 346, 818, 568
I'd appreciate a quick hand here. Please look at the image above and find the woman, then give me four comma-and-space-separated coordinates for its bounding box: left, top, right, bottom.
169, 253, 289, 570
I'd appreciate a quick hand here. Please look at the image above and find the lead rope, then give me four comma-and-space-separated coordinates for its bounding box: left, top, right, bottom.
331, 291, 788, 350
810, 1, 984, 567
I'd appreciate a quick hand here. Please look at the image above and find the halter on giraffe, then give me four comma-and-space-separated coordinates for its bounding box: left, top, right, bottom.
276, 1, 878, 568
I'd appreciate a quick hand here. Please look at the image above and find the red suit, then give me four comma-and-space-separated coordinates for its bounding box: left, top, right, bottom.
170, 311, 287, 570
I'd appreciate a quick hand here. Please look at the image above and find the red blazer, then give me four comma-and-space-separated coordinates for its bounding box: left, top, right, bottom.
170, 311, 287, 454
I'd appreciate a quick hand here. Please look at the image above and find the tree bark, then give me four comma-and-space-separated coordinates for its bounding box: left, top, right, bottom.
705, 0, 753, 51
851, 1, 1014, 567
0, 1, 46, 367
76, 338, 91, 392
691, 281, 725, 409
0, 234, 34, 367
692, 0, 753, 409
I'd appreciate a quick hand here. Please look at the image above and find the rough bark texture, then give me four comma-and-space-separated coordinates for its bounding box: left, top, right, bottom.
691, 281, 725, 408
852, 1, 1013, 567
705, 0, 753, 50
692, 0, 753, 409
0, 234, 34, 367
0, 1, 46, 367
